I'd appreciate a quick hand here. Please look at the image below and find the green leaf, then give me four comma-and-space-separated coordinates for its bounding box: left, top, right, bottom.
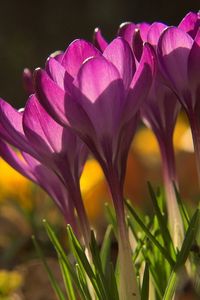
90, 231, 109, 300
76, 264, 93, 300
163, 209, 200, 300
141, 263, 149, 300
173, 182, 190, 229
43, 220, 83, 298
67, 225, 103, 299
126, 200, 175, 267
106, 262, 119, 300
104, 203, 117, 236
100, 225, 113, 274
67, 225, 95, 280
32, 236, 66, 300
59, 256, 76, 300
148, 182, 176, 259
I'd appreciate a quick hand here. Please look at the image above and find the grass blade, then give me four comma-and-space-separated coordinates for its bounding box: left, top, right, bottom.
163, 209, 200, 300
100, 225, 113, 274
32, 236, 66, 300
126, 200, 175, 267
141, 263, 149, 300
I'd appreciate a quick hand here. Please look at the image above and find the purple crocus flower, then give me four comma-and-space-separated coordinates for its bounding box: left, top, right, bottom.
35, 37, 155, 299
0, 139, 78, 233
0, 95, 89, 245
22, 68, 35, 96
139, 22, 184, 248
178, 11, 200, 39
157, 14, 200, 186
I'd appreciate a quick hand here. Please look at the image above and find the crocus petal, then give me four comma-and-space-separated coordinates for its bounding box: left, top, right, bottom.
61, 39, 101, 78
72, 56, 124, 139
45, 57, 68, 90
118, 22, 136, 47
117, 114, 139, 184
0, 98, 35, 154
93, 28, 108, 52
22, 152, 70, 212
141, 80, 181, 138
35, 68, 69, 126
179, 11, 200, 38
147, 22, 167, 47
157, 27, 193, 94
123, 43, 155, 124
0, 140, 36, 182
138, 22, 151, 42
23, 94, 66, 156
103, 37, 135, 91
188, 29, 200, 89
22, 68, 34, 95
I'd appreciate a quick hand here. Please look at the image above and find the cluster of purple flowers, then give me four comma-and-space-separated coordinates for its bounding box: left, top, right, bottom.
0, 11, 200, 299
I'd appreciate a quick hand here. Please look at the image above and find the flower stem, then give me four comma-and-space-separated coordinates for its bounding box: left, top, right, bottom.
73, 185, 91, 251
107, 167, 140, 300
159, 137, 184, 250
188, 111, 200, 188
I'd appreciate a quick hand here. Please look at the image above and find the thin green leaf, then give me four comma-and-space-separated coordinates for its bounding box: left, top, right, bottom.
141, 263, 149, 300
148, 182, 176, 259
173, 182, 190, 229
100, 225, 113, 274
43, 220, 83, 298
67, 225, 103, 299
106, 262, 119, 300
163, 209, 200, 300
67, 225, 95, 279
104, 203, 117, 236
59, 256, 76, 300
126, 200, 175, 267
90, 231, 109, 300
76, 264, 93, 300
32, 236, 66, 300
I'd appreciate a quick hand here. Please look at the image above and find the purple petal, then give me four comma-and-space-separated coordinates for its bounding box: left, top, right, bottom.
61, 39, 101, 78
188, 29, 200, 91
93, 28, 108, 52
179, 11, 200, 39
141, 79, 181, 138
118, 22, 136, 47
147, 22, 167, 47
23, 94, 65, 156
117, 114, 139, 184
72, 56, 124, 139
45, 57, 69, 90
0, 98, 35, 154
137, 22, 151, 42
22, 68, 34, 95
22, 152, 71, 213
157, 27, 193, 94
49, 50, 64, 61
123, 43, 155, 123
35, 68, 69, 126
0, 140, 36, 182
103, 37, 135, 91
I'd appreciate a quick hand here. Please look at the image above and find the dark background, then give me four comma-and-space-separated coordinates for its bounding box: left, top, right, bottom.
0, 0, 199, 106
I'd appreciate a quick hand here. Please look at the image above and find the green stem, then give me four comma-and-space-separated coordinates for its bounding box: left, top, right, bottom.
159, 137, 184, 250
107, 167, 140, 300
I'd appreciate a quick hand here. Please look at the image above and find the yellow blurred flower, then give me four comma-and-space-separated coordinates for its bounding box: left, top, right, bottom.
0, 270, 23, 296
80, 159, 109, 224
0, 157, 32, 210
133, 115, 193, 158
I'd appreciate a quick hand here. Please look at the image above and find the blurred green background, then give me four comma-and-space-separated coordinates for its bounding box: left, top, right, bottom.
0, 0, 199, 106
